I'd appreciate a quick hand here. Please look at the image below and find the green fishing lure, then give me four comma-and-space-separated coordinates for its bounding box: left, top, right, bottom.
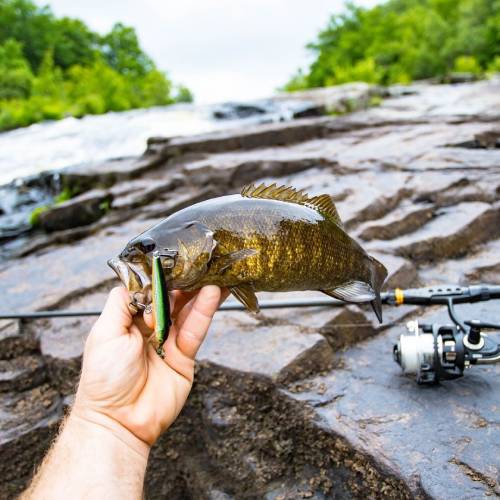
151, 252, 171, 356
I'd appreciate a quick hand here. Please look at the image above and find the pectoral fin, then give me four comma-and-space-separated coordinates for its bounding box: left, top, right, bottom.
215, 248, 258, 272
229, 284, 259, 313
321, 281, 376, 303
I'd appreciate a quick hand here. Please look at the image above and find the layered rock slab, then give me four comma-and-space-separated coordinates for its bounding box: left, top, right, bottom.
288, 303, 500, 499
1, 80, 500, 498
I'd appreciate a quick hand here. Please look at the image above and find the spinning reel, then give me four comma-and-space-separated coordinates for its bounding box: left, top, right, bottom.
390, 285, 500, 384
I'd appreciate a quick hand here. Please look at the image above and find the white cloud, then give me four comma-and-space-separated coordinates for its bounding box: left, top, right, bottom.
48, 0, 380, 103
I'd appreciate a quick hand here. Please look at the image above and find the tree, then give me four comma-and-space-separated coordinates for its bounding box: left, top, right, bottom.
100, 22, 154, 77
174, 85, 194, 103
0, 0, 191, 131
286, 0, 500, 89
0, 38, 33, 99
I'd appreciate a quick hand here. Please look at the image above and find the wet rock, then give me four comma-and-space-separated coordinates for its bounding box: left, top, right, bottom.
61, 154, 165, 185
146, 363, 415, 499
290, 302, 500, 499
0, 217, 145, 312
291, 103, 327, 119
379, 254, 419, 290
110, 176, 183, 210
320, 308, 377, 351
394, 202, 500, 262
475, 129, 500, 149
0, 355, 46, 393
37, 189, 113, 232
442, 72, 481, 84
199, 315, 327, 382
0, 320, 39, 360
184, 156, 338, 190
358, 205, 436, 241
362, 78, 500, 121
276, 338, 335, 385
145, 118, 334, 158
346, 187, 412, 229
418, 238, 500, 286
274, 82, 386, 115
415, 176, 498, 207
140, 186, 222, 220
0, 384, 61, 499
2, 80, 500, 497
36, 288, 108, 395
448, 129, 500, 149
212, 103, 268, 120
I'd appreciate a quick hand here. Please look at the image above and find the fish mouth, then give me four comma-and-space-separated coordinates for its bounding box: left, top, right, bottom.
108, 256, 152, 312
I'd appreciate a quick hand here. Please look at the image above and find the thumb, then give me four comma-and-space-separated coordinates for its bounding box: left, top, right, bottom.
91, 286, 134, 342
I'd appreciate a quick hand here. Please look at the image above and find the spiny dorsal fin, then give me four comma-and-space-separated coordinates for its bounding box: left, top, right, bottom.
241, 183, 343, 227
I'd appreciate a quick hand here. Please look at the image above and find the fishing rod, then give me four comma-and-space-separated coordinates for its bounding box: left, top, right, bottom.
0, 296, 361, 320
2, 284, 499, 384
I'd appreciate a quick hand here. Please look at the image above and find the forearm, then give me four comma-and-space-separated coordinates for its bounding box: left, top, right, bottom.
22, 411, 150, 500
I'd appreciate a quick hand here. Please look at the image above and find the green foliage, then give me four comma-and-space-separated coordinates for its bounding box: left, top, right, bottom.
453, 55, 482, 74
173, 84, 194, 103
283, 69, 308, 92
29, 186, 79, 226
286, 0, 500, 89
0, 39, 34, 99
98, 199, 111, 213
29, 205, 49, 226
100, 23, 154, 77
488, 56, 500, 73
53, 187, 73, 204
0, 0, 190, 131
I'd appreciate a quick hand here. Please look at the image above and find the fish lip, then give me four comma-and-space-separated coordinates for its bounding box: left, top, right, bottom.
108, 257, 151, 291
107, 257, 130, 286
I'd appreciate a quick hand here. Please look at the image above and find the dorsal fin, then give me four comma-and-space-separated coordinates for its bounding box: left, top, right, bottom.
308, 194, 343, 227
241, 183, 343, 227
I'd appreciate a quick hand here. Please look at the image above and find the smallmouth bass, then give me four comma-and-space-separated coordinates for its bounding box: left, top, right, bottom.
109, 183, 388, 327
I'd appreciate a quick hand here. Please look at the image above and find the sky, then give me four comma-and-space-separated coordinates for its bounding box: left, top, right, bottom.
48, 0, 380, 104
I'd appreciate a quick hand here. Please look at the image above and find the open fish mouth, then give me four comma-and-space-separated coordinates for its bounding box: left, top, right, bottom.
108, 257, 152, 312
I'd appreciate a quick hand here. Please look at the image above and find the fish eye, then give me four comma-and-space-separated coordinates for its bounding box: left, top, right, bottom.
137, 237, 156, 254
161, 256, 175, 269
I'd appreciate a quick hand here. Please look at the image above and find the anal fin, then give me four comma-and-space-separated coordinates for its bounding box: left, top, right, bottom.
229, 284, 259, 313
321, 281, 375, 303
321, 281, 383, 323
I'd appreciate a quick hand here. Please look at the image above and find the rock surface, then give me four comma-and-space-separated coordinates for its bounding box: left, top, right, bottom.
1, 79, 500, 499
37, 189, 113, 232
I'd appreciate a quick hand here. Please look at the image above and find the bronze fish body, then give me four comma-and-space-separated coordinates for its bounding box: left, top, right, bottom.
108, 183, 388, 321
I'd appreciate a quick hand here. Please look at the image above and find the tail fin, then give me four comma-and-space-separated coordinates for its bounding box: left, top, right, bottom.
368, 255, 388, 323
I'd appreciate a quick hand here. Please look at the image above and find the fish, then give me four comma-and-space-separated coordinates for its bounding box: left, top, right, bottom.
108, 183, 388, 330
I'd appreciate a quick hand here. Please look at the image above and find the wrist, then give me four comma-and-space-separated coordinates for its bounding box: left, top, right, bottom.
70, 406, 151, 460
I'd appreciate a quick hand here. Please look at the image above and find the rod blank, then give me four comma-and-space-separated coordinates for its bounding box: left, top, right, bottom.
0, 297, 351, 320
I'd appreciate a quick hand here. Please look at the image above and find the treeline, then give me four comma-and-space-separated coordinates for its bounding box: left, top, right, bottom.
0, 0, 192, 131
285, 0, 500, 90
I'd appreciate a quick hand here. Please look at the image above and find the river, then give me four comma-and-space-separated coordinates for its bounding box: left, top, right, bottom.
0, 100, 301, 186
0, 98, 304, 238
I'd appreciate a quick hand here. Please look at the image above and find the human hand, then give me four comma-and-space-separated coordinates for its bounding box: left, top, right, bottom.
73, 285, 226, 449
